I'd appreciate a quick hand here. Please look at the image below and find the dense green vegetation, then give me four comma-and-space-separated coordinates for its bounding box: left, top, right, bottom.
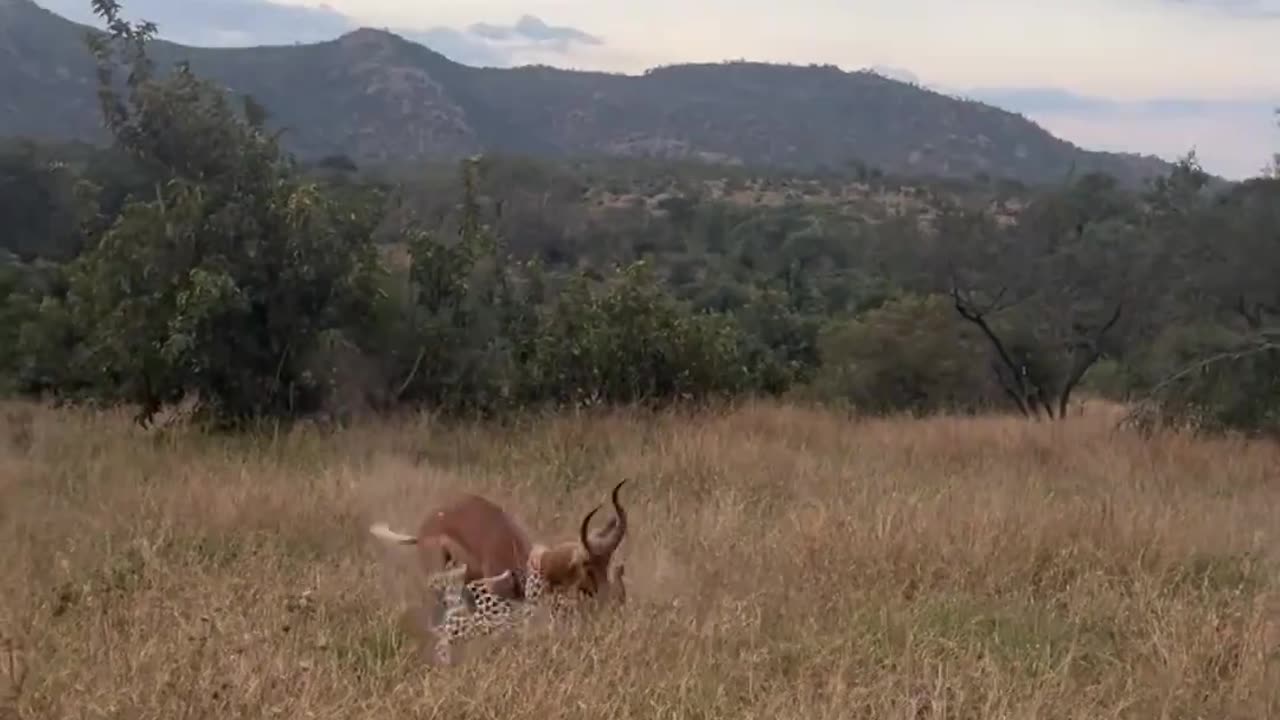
1, 1, 1276, 435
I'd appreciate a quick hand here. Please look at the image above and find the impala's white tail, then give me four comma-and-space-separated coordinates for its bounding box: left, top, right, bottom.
369, 522, 418, 545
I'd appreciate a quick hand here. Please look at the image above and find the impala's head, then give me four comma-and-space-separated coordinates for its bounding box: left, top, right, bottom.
531, 479, 630, 608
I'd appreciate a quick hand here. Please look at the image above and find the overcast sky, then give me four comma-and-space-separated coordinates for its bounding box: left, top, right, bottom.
38, 0, 1280, 179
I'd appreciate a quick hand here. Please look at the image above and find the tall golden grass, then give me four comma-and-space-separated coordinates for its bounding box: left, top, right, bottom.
1, 399, 1278, 719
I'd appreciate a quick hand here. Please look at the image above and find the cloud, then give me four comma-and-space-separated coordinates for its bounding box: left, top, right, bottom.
34, 1, 603, 66
37, 0, 354, 46
960, 88, 1118, 114
399, 27, 512, 67
964, 86, 1273, 119
471, 15, 601, 45
847, 71, 1276, 178
962, 86, 1278, 179
868, 65, 919, 85
1162, 0, 1280, 17
414, 14, 604, 66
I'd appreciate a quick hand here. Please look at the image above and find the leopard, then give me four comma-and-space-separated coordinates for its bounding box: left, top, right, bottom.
422, 547, 613, 665
424, 561, 548, 666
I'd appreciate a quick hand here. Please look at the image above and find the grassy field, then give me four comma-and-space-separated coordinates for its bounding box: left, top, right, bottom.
1, 399, 1278, 719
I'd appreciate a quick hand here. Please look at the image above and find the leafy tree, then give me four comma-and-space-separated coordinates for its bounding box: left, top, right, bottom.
518, 261, 754, 407
41, 0, 382, 425
1122, 153, 1280, 436
358, 157, 532, 416
806, 294, 997, 415
939, 173, 1140, 419
0, 264, 33, 391
0, 140, 96, 261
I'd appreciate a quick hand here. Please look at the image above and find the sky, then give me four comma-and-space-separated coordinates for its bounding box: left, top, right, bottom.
38, 0, 1280, 179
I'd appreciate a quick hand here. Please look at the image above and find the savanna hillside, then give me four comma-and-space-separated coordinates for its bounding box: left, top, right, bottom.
2, 401, 1280, 718
1, 0, 1175, 186
1, 4, 1280, 718
2, 8, 1276, 434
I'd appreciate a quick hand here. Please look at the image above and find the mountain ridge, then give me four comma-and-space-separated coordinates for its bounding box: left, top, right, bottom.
2, 0, 1177, 186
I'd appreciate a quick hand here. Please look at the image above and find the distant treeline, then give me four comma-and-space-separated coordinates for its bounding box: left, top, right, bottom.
1, 3, 1276, 435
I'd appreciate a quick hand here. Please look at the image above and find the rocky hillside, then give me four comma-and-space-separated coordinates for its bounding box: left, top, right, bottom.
1, 0, 1173, 186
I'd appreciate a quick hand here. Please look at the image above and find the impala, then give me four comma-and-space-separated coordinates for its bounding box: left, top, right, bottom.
370, 479, 630, 617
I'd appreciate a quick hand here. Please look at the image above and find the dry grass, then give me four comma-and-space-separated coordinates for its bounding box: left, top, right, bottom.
2, 399, 1279, 719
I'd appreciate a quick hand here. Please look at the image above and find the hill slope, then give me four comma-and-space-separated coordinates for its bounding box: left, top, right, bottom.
1, 0, 1173, 185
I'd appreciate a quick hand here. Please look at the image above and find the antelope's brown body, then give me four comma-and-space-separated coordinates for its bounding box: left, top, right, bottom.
371, 480, 630, 605
416, 492, 534, 591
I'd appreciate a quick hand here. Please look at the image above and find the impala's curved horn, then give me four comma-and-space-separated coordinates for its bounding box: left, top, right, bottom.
579, 505, 601, 552
589, 479, 629, 558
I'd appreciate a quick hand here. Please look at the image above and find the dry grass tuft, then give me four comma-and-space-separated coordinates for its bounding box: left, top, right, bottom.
2, 399, 1279, 718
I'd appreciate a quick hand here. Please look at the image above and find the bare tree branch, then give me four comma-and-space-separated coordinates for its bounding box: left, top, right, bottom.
952, 280, 1044, 418
1236, 296, 1279, 331
1055, 302, 1123, 418
1236, 296, 1263, 330
392, 346, 427, 403
1118, 340, 1280, 430
989, 358, 1031, 417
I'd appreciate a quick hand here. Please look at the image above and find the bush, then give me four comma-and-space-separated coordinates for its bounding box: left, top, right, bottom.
804, 294, 998, 415
25, 5, 383, 426
1123, 322, 1280, 437
520, 262, 759, 407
